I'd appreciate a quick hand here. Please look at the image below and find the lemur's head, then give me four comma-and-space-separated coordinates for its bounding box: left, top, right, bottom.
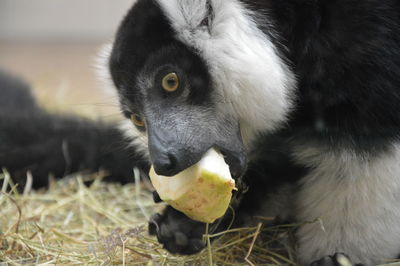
102, 0, 295, 179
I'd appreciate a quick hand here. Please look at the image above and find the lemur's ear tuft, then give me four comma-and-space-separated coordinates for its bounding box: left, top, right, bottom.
200, 0, 214, 32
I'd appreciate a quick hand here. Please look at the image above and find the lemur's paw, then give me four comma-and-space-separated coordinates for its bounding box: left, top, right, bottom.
148, 206, 206, 255
310, 253, 364, 266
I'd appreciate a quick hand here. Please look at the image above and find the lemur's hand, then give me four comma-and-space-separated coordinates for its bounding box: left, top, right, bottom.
148, 179, 245, 255
148, 206, 206, 255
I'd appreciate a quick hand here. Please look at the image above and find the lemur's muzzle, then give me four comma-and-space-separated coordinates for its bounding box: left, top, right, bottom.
148, 130, 189, 177
147, 113, 247, 179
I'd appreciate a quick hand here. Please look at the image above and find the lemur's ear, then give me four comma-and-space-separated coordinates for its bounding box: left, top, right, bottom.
200, 0, 214, 32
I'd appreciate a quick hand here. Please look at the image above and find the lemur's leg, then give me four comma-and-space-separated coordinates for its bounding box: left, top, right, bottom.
1, 117, 147, 189
0, 71, 147, 189
149, 134, 308, 255
292, 144, 400, 265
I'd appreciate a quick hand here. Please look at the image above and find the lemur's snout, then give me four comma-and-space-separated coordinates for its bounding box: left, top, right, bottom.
148, 131, 198, 177
149, 133, 178, 176
146, 111, 247, 178
152, 150, 179, 177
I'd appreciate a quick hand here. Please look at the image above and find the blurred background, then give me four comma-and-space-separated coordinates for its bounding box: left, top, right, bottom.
0, 0, 135, 120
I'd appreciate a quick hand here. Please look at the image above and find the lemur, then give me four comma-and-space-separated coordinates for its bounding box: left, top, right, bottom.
2, 0, 400, 264
102, 0, 400, 265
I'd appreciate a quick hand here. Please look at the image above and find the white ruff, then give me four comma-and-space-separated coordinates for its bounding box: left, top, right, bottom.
156, 0, 296, 145
95, 44, 150, 155
292, 144, 400, 265
95, 43, 119, 98
119, 120, 150, 159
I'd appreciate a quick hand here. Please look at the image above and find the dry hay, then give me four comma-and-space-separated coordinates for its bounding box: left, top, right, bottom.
0, 171, 399, 266
2, 170, 400, 266
0, 169, 300, 265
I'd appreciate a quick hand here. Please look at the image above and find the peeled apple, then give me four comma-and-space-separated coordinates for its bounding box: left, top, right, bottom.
149, 149, 236, 223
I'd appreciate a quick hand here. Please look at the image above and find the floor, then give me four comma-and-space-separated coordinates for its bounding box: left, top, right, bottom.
0, 41, 121, 121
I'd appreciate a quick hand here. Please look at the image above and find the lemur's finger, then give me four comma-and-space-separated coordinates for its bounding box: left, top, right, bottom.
152, 190, 163, 203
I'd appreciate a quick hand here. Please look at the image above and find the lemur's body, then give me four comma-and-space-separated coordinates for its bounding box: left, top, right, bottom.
2, 0, 400, 264
104, 0, 400, 265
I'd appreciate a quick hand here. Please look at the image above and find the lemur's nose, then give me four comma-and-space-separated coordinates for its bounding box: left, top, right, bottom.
148, 133, 182, 176
152, 151, 178, 176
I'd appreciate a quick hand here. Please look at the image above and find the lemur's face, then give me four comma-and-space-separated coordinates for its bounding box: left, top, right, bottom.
106, 0, 295, 178
108, 0, 246, 178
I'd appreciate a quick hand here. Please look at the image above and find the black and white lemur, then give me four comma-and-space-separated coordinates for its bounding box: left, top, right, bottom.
2, 0, 400, 265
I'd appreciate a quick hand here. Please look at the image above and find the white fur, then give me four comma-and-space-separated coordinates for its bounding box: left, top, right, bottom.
119, 120, 150, 159
95, 43, 119, 98
95, 44, 152, 155
156, 0, 296, 145
292, 144, 400, 265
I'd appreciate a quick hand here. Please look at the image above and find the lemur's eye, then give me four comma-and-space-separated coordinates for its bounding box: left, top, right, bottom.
162, 73, 179, 92
130, 114, 145, 127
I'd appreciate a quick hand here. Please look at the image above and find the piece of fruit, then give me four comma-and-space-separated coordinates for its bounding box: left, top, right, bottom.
149, 149, 235, 223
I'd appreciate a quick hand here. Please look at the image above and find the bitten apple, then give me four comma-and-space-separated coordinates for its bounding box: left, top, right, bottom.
149, 149, 235, 223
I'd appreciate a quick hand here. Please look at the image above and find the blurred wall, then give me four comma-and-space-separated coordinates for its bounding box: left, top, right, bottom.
0, 0, 136, 119
0, 0, 135, 41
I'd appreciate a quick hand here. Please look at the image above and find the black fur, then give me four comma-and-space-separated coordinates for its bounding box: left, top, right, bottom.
148, 206, 206, 255
3, 0, 400, 264
0, 71, 147, 188
108, 1, 400, 265
241, 0, 400, 153
270, 0, 400, 153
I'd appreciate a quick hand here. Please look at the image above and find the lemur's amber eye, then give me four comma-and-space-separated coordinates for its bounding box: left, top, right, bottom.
162, 73, 179, 92
131, 114, 145, 127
